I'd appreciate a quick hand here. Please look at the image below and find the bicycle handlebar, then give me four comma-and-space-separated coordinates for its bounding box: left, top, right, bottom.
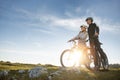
68, 40, 77, 46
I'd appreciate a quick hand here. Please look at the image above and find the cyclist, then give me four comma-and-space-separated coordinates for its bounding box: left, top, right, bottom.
68, 25, 88, 47
86, 17, 100, 70
68, 25, 89, 64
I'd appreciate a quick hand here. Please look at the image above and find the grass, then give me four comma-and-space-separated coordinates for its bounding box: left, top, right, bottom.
0, 61, 120, 80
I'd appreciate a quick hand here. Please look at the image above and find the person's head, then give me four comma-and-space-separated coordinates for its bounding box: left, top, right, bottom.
86, 17, 93, 25
80, 25, 87, 31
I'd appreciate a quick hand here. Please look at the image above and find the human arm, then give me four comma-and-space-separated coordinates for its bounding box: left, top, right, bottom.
68, 33, 80, 42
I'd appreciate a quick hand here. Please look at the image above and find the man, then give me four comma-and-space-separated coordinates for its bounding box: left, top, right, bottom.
86, 17, 100, 70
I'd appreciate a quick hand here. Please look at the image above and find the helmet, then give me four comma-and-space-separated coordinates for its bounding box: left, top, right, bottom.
80, 25, 87, 29
86, 17, 93, 22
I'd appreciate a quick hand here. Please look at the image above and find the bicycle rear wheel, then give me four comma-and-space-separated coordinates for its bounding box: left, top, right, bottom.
97, 47, 109, 70
60, 49, 76, 67
101, 52, 109, 70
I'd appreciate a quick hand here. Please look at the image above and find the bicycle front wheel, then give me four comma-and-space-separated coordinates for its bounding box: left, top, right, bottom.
86, 51, 101, 70
60, 49, 76, 67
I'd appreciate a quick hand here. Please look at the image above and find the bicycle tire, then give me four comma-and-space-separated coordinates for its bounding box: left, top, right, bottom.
97, 47, 109, 70
96, 51, 101, 69
84, 50, 101, 70
101, 52, 109, 70
60, 49, 75, 67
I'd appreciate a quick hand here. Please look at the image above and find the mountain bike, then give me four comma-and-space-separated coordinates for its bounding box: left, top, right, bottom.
93, 37, 109, 70
60, 40, 109, 70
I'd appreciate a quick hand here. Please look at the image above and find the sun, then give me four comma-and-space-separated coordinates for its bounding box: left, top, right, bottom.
72, 49, 83, 66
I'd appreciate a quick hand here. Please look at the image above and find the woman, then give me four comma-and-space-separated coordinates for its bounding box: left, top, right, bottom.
68, 25, 89, 65
68, 25, 88, 47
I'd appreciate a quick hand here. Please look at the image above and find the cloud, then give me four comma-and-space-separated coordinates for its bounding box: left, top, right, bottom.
92, 16, 120, 33
63, 6, 120, 34
14, 8, 120, 34
0, 41, 16, 46
15, 8, 40, 20
32, 41, 42, 48
75, 6, 81, 13
0, 48, 18, 53
48, 15, 120, 34
0, 48, 42, 55
33, 28, 53, 34
50, 17, 87, 31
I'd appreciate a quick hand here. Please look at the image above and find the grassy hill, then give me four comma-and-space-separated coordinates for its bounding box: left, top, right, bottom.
0, 61, 120, 80
0, 61, 58, 70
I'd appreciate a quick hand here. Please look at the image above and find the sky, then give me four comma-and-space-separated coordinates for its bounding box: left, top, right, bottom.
0, 0, 120, 66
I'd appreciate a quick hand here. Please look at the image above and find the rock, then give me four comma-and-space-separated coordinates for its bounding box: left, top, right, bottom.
48, 76, 52, 80
18, 70, 25, 73
28, 66, 48, 78
0, 70, 9, 76
9, 76, 17, 80
48, 69, 63, 80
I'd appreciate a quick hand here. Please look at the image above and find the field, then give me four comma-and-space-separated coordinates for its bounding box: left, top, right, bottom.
0, 61, 120, 80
